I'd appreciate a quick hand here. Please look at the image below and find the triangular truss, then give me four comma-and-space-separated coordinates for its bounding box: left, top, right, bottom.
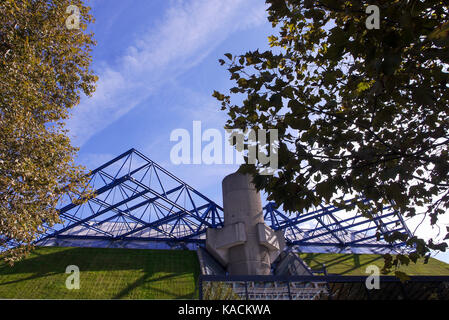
37, 149, 223, 247
37, 149, 411, 253
264, 199, 412, 254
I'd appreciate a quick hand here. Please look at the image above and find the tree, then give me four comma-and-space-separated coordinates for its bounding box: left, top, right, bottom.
0, 0, 97, 264
214, 0, 449, 270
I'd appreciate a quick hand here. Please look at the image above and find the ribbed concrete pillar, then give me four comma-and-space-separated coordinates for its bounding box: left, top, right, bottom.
206, 172, 285, 275
221, 173, 271, 275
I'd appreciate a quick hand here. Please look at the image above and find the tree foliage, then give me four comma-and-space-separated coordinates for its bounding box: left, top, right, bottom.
0, 0, 97, 263
214, 0, 449, 267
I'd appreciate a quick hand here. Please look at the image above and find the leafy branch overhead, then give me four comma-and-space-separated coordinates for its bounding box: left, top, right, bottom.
214, 0, 449, 268
0, 0, 97, 263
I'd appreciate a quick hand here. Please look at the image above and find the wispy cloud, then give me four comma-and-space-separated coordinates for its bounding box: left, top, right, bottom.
67, 0, 268, 146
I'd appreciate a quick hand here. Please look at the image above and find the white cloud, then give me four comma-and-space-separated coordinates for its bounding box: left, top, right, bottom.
66, 0, 268, 146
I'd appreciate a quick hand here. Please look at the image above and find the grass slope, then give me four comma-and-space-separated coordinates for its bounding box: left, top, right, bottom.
0, 246, 199, 299
300, 253, 449, 276
2, 247, 448, 299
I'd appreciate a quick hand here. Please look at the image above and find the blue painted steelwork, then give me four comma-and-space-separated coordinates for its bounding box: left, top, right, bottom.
36, 149, 411, 253
36, 149, 224, 247
264, 199, 412, 253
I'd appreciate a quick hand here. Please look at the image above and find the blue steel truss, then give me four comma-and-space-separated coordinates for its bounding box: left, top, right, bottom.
37, 149, 411, 253
37, 149, 224, 248
264, 199, 412, 253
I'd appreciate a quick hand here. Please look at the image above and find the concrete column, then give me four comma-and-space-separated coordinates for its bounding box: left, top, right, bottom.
222, 173, 271, 275
206, 172, 285, 275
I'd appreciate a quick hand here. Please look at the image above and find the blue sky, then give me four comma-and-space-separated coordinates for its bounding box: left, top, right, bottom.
67, 0, 449, 263
69, 0, 272, 205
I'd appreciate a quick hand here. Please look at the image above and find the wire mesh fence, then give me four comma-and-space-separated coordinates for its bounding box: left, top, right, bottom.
199, 275, 449, 300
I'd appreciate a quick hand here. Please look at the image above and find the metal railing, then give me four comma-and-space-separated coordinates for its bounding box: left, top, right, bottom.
198, 274, 449, 300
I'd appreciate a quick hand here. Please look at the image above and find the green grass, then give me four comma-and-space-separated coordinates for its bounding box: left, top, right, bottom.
300, 252, 449, 276
0, 246, 200, 299
2, 246, 448, 299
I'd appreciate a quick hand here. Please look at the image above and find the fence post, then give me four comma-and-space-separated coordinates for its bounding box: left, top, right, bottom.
199, 276, 203, 300
287, 281, 292, 300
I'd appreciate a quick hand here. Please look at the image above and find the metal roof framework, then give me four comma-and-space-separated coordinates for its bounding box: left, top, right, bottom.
36, 149, 411, 253
37, 149, 223, 246
264, 199, 412, 253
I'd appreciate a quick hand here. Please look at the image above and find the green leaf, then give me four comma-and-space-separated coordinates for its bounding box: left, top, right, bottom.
213, 0, 449, 262
394, 271, 410, 283
356, 81, 372, 93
